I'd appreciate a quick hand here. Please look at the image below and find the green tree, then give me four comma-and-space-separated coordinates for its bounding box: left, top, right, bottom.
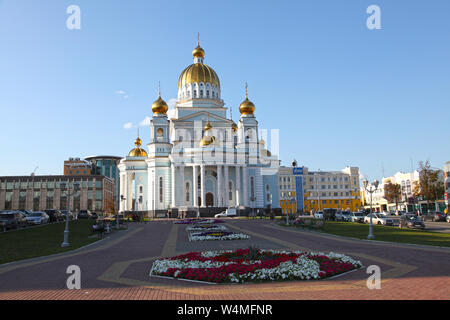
416, 161, 445, 211
383, 180, 402, 211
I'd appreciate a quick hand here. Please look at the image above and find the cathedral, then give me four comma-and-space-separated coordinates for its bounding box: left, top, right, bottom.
118, 40, 279, 217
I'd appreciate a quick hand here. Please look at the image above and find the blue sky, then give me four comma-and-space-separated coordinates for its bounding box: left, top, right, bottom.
0, 0, 449, 181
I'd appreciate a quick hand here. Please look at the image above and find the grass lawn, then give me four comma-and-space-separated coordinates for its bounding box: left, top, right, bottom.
0, 219, 100, 265
316, 221, 450, 247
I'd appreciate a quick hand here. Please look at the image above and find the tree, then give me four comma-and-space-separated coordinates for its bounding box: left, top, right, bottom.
383, 180, 402, 211
415, 161, 445, 211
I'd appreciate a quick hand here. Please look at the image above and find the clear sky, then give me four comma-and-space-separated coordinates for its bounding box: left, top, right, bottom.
0, 0, 449, 181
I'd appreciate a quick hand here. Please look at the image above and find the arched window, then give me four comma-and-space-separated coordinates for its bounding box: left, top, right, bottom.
157, 128, 164, 142
159, 177, 163, 203
194, 90, 197, 97
250, 177, 255, 199
200, 90, 203, 97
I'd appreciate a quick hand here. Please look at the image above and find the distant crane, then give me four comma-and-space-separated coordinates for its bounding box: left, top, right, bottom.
31, 166, 38, 176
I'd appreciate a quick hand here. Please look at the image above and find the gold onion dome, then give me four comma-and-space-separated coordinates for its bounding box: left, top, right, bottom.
199, 119, 215, 147
239, 83, 255, 115
192, 45, 205, 58
152, 95, 168, 115
231, 122, 238, 133
178, 44, 220, 89
128, 134, 148, 157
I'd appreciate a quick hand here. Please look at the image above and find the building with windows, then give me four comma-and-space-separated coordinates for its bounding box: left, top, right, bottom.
0, 175, 114, 213
303, 167, 361, 213
85, 155, 122, 211
277, 166, 361, 214
118, 40, 279, 217
64, 157, 92, 176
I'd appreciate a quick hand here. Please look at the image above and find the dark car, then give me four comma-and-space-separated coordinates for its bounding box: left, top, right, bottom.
399, 215, 425, 229
44, 209, 64, 222
422, 212, 447, 222
0, 211, 28, 231
77, 210, 92, 219
90, 212, 98, 219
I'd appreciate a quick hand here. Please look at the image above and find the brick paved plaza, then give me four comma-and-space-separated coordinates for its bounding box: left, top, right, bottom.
0, 219, 449, 300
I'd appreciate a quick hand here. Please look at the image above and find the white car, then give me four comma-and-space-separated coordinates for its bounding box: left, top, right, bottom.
446, 215, 450, 223
215, 208, 237, 218
26, 212, 49, 225
314, 211, 323, 219
364, 213, 394, 226
335, 212, 343, 221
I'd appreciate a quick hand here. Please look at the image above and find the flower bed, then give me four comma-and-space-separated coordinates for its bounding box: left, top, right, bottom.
150, 249, 363, 283
188, 230, 250, 241
186, 224, 228, 232
174, 218, 225, 225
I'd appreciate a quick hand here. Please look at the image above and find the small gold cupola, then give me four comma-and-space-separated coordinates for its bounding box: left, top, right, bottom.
151, 82, 169, 115
239, 83, 255, 116
128, 130, 148, 157
199, 113, 216, 147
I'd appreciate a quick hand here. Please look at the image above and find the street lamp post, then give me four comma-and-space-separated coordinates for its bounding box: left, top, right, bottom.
119, 195, 125, 230
60, 181, 80, 248
363, 179, 379, 240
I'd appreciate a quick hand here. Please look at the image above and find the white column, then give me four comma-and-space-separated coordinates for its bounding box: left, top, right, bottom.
224, 165, 229, 208
236, 166, 241, 206
243, 167, 248, 206
200, 164, 206, 207
217, 165, 222, 207
180, 165, 185, 206
171, 165, 176, 208
193, 165, 198, 207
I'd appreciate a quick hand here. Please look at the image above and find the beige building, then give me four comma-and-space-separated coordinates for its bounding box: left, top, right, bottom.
0, 175, 114, 213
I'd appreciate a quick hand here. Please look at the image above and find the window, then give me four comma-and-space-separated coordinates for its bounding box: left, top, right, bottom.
229, 181, 233, 201
250, 177, 255, 199
139, 186, 143, 193
159, 177, 163, 203
185, 182, 190, 202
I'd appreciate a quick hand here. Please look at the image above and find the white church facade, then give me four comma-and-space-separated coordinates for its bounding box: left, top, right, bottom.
118, 41, 280, 217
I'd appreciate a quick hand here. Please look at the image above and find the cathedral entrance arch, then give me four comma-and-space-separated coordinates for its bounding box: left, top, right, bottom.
205, 192, 214, 207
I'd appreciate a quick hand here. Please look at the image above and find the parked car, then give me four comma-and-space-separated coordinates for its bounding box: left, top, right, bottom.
26, 211, 50, 225
18, 210, 33, 216
215, 208, 237, 218
364, 213, 394, 226
399, 215, 425, 230
90, 212, 99, 219
446, 215, 450, 223
422, 212, 447, 222
349, 212, 365, 223
44, 209, 64, 222
60, 210, 76, 220
77, 210, 92, 219
341, 211, 351, 222
314, 211, 324, 219
0, 211, 28, 231
379, 211, 391, 217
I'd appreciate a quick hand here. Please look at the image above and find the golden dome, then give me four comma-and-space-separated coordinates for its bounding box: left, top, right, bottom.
128, 135, 148, 157
199, 135, 215, 147
204, 121, 212, 131
192, 45, 205, 58
199, 117, 215, 147
231, 122, 238, 133
178, 63, 220, 89
239, 98, 255, 115
239, 83, 255, 115
152, 96, 168, 115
